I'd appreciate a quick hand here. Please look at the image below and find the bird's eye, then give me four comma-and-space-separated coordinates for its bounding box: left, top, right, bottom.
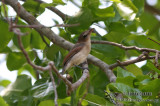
83, 34, 87, 38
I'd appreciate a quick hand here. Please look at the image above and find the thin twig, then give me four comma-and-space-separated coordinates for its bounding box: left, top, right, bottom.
145, 2, 160, 15
91, 40, 159, 53
155, 51, 159, 67
50, 63, 72, 87
109, 53, 146, 69
148, 38, 160, 45
15, 2, 20, 24
70, 0, 81, 8
35, 0, 69, 21
17, 35, 50, 71
116, 60, 127, 70
49, 64, 58, 106
39, 33, 50, 47
50, 23, 80, 28
72, 63, 89, 89
2, 0, 9, 22
12, 24, 44, 28
12, 23, 80, 28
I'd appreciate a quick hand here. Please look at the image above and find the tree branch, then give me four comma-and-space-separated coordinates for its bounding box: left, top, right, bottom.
109, 55, 156, 69
91, 40, 160, 69
87, 55, 116, 82
17, 35, 51, 71
155, 51, 159, 67
50, 63, 72, 87
91, 40, 159, 53
72, 61, 89, 89
48, 64, 58, 106
145, 2, 160, 15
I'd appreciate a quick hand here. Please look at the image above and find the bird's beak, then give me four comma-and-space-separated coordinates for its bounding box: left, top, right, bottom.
88, 28, 94, 35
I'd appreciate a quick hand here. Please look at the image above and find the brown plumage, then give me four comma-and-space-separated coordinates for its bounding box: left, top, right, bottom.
62, 28, 94, 74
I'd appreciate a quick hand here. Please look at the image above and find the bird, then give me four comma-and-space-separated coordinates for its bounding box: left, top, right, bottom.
61, 28, 94, 74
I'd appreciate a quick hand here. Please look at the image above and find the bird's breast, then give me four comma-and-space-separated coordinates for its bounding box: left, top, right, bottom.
70, 41, 91, 66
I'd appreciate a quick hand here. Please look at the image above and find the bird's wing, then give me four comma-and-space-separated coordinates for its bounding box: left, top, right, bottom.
63, 43, 85, 67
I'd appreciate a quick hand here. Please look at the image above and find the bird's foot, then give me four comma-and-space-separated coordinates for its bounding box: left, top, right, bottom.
74, 65, 88, 70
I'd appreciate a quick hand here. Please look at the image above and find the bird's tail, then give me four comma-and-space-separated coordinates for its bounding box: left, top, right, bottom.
61, 68, 65, 75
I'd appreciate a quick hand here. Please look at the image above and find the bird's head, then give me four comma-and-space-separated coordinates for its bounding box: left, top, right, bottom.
78, 28, 94, 43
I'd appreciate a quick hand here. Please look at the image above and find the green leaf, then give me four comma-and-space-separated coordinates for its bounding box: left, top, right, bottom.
89, 67, 110, 97
76, 79, 88, 98
46, 44, 65, 60
30, 30, 49, 49
132, 0, 144, 16
95, 6, 115, 18
17, 95, 33, 106
104, 22, 130, 43
135, 79, 151, 87
81, 99, 89, 106
40, 3, 54, 8
7, 52, 26, 71
145, 61, 160, 74
18, 64, 36, 79
23, 0, 45, 16
52, 0, 65, 5
140, 12, 158, 31
0, 96, 8, 106
85, 93, 108, 105
107, 83, 142, 99
126, 64, 143, 76
124, 20, 139, 32
13, 34, 31, 49
58, 97, 70, 105
2, 75, 32, 105
0, 4, 8, 16
114, 0, 138, 20
0, 80, 11, 87
82, 0, 99, 10
111, 0, 121, 3
40, 0, 65, 8
30, 78, 54, 99
67, 8, 94, 34
0, 20, 13, 51
117, 67, 135, 78
0, 46, 12, 53
67, 4, 114, 34
12, 20, 32, 49
135, 75, 151, 83
116, 76, 135, 88
89, 67, 109, 88
71, 90, 78, 106
140, 79, 160, 98
39, 97, 71, 106
91, 44, 125, 64
122, 35, 160, 50
7, 52, 35, 71
38, 100, 54, 106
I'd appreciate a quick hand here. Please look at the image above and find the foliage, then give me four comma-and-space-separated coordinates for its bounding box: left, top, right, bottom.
0, 0, 160, 105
